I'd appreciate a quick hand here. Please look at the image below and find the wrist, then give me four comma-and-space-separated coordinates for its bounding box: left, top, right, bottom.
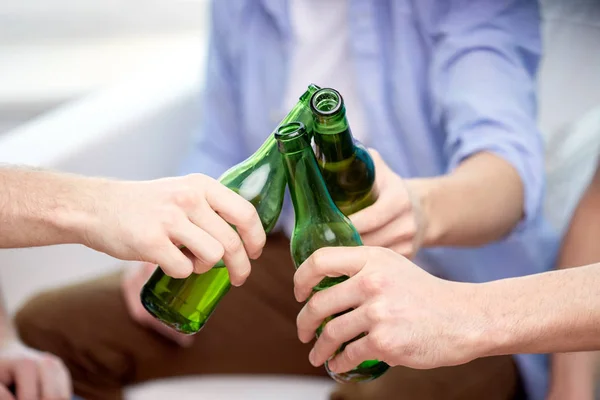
472, 280, 530, 359
45, 173, 107, 246
405, 178, 446, 247
454, 282, 508, 361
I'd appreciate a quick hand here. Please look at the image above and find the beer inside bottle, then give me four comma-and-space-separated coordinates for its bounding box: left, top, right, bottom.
276, 122, 389, 383
311, 88, 376, 215
140, 84, 321, 334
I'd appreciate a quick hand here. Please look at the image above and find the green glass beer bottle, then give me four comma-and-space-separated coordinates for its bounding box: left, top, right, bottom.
140, 84, 321, 335
310, 88, 376, 216
276, 122, 389, 383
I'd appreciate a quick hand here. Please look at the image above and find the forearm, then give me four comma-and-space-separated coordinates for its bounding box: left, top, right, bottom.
0, 167, 102, 248
477, 265, 600, 357
408, 152, 523, 247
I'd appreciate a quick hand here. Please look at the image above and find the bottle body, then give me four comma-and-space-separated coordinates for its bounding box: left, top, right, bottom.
311, 88, 377, 215
141, 261, 230, 334
140, 84, 321, 334
277, 122, 389, 383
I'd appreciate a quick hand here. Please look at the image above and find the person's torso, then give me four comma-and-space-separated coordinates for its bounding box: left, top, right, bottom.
215, 2, 560, 396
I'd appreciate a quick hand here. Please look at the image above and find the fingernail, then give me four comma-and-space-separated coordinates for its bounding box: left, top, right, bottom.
309, 349, 316, 366
299, 333, 309, 344
327, 360, 337, 372
231, 279, 243, 287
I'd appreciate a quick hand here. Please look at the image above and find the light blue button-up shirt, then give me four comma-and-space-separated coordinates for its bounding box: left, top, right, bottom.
180, 1, 560, 398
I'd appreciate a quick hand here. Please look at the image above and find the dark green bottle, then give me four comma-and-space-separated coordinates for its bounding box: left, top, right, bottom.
310, 88, 376, 216
140, 84, 321, 335
276, 122, 389, 383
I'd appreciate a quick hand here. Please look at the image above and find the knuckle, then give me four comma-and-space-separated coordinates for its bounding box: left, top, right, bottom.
358, 273, 387, 295
237, 202, 258, 225
43, 353, 64, 368
370, 331, 394, 355
310, 249, 329, 272
161, 207, 183, 231
20, 358, 36, 370
342, 342, 357, 363
321, 321, 337, 342
306, 293, 323, 316
222, 232, 243, 254
367, 301, 390, 323
170, 185, 198, 210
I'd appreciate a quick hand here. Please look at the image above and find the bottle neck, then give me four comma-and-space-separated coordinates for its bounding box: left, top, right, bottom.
280, 83, 321, 136
313, 124, 355, 161
279, 137, 342, 224
311, 89, 355, 161
243, 84, 321, 166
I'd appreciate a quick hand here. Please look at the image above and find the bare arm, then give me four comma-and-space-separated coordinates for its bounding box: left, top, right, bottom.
294, 247, 600, 372
0, 166, 266, 285
481, 264, 600, 357
409, 152, 524, 247
546, 163, 600, 399
350, 151, 525, 256
0, 167, 100, 249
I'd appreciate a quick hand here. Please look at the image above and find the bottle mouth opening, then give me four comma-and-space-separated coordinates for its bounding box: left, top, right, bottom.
275, 121, 306, 140
311, 88, 342, 116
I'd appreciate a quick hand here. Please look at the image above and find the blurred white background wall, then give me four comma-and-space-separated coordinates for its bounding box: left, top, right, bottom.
0, 0, 209, 133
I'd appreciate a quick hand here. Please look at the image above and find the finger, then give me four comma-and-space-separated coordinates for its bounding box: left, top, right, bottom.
350, 149, 411, 234
170, 222, 225, 274
367, 148, 392, 181
0, 360, 12, 384
123, 281, 195, 348
297, 279, 362, 344
14, 359, 39, 400
53, 359, 72, 399
190, 208, 251, 287
152, 242, 194, 279
308, 308, 370, 367
348, 195, 398, 234
204, 182, 266, 259
0, 385, 15, 400
390, 243, 416, 258
38, 356, 70, 400
359, 214, 416, 250
294, 247, 370, 302
327, 334, 378, 375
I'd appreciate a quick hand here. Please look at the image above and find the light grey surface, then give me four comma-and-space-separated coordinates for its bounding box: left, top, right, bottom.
0, 0, 209, 43
0, 0, 208, 133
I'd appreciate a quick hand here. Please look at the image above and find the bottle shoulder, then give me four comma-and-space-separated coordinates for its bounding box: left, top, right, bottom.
291, 221, 363, 265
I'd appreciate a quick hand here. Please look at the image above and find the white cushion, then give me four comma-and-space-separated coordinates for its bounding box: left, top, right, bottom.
125, 375, 334, 400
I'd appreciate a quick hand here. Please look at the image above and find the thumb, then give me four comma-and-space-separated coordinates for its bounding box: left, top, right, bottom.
367, 148, 388, 171
366, 148, 393, 190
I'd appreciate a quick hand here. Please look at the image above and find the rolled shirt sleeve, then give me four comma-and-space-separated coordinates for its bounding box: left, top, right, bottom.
430, 0, 544, 229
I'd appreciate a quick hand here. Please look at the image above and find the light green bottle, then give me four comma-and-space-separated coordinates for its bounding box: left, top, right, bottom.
276, 121, 389, 383
140, 84, 321, 334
